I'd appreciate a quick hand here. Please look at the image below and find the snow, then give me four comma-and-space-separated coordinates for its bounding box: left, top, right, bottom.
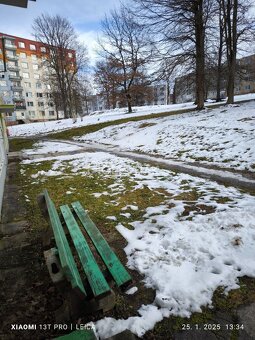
21, 150, 255, 338
125, 287, 138, 295
77, 99, 255, 172
23, 141, 82, 155
9, 93, 255, 138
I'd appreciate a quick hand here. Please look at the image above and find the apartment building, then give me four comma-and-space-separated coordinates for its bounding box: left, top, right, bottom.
174, 54, 255, 104
0, 33, 74, 124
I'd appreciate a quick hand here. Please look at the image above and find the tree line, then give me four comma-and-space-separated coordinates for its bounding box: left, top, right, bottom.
33, 0, 255, 118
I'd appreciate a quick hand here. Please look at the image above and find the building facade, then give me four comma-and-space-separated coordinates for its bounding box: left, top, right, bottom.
0, 33, 74, 124
174, 54, 255, 104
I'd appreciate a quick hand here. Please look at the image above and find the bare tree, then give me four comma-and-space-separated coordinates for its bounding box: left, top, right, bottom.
221, 0, 254, 104
76, 76, 94, 116
94, 57, 119, 109
33, 14, 88, 119
133, 0, 214, 110
98, 6, 153, 113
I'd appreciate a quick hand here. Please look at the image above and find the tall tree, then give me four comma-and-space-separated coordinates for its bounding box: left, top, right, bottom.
133, 0, 213, 109
94, 58, 119, 110
98, 6, 153, 113
33, 14, 88, 119
221, 0, 254, 104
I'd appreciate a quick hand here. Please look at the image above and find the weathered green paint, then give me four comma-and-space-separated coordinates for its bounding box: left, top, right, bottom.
43, 190, 86, 295
72, 201, 132, 287
60, 204, 110, 297
54, 329, 97, 340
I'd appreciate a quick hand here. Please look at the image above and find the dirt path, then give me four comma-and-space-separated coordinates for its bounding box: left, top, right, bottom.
0, 159, 69, 339
23, 138, 255, 194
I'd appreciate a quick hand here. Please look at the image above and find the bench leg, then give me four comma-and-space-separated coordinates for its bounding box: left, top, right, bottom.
55, 289, 116, 322
44, 248, 64, 283
85, 290, 116, 314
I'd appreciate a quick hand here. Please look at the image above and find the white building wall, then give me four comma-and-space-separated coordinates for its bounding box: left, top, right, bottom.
0, 114, 8, 220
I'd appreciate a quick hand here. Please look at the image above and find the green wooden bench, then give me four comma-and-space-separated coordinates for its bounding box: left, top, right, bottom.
39, 189, 132, 318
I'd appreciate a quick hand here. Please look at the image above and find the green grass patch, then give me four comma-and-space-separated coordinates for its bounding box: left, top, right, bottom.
9, 138, 36, 152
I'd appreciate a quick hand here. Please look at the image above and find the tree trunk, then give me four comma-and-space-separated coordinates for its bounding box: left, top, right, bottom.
126, 93, 132, 113
194, 0, 205, 110
226, 0, 238, 104
172, 82, 176, 104
216, 1, 224, 102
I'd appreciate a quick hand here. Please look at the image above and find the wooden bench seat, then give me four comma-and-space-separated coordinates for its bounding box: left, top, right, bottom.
39, 189, 132, 318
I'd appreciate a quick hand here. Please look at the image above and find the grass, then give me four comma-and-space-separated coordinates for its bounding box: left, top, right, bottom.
9, 138, 36, 152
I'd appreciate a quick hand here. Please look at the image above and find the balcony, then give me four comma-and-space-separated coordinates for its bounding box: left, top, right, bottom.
8, 65, 20, 72
15, 105, 26, 110
6, 55, 18, 61
5, 43, 17, 50
11, 86, 23, 91
13, 96, 24, 102
9, 74, 22, 80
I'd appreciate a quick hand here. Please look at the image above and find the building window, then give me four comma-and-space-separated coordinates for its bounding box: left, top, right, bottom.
20, 52, 26, 59
38, 101, 44, 107
0, 80, 7, 87
23, 72, 30, 79
26, 92, 32, 97
27, 101, 34, 107
31, 54, 37, 61
21, 112, 25, 116
49, 111, 55, 116
30, 44, 36, 51
32, 64, 39, 70
6, 50, 15, 57
18, 41, 25, 48
29, 111, 35, 117
245, 85, 251, 90
34, 74, 40, 79
68, 52, 73, 58
40, 47, 46, 53
46, 84, 51, 90
36, 82, 42, 89
21, 62, 28, 69
40, 110, 45, 116
36, 92, 43, 97
24, 82, 31, 88
48, 102, 54, 107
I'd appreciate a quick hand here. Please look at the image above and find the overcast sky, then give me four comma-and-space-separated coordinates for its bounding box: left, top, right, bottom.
0, 0, 121, 64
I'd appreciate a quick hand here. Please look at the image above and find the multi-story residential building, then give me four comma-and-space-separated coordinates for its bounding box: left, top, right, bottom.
0, 33, 74, 124
174, 54, 255, 104
153, 83, 168, 105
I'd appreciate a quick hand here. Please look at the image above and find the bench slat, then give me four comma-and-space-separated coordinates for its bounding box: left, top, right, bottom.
60, 204, 111, 297
72, 201, 132, 287
43, 190, 86, 295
